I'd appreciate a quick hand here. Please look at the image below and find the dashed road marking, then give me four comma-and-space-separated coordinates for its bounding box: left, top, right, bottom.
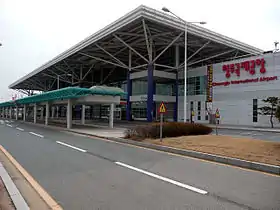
6, 124, 12, 127
56, 141, 87, 153
115, 161, 208, 195
16, 127, 24, 131
29, 132, 44, 138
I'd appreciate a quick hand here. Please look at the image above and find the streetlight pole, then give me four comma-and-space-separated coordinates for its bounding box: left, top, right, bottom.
162, 7, 206, 122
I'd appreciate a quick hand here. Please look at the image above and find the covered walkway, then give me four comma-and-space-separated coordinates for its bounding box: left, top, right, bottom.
0, 86, 125, 129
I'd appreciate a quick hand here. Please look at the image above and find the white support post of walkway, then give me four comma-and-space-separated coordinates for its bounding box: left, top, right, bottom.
109, 103, 114, 128
23, 105, 26, 122
67, 99, 72, 129
9, 107, 12, 119
45, 102, 49, 125
51, 106, 55, 118
15, 106, 18, 121
34, 104, 37, 124
81, 105, 85, 125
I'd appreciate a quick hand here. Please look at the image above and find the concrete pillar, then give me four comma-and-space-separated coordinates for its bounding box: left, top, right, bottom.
23, 105, 26, 121
45, 102, 49, 125
51, 106, 55, 118
81, 105, 85, 125
67, 99, 72, 129
34, 104, 37, 124
9, 107, 12, 119
109, 103, 114, 128
147, 63, 154, 122
15, 106, 18, 120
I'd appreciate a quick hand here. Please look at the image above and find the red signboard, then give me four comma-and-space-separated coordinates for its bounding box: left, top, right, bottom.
207, 65, 213, 102
222, 58, 266, 78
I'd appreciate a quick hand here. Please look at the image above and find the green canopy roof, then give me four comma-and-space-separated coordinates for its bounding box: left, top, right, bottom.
0, 86, 126, 107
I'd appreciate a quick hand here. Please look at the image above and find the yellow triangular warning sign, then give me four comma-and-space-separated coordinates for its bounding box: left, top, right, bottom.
158, 102, 167, 113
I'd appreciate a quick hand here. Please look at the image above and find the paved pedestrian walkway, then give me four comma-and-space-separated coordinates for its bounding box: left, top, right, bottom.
71, 127, 126, 138
207, 123, 280, 133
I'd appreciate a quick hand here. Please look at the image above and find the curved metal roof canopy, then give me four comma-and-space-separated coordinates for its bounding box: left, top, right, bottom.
0, 86, 125, 107
9, 5, 263, 92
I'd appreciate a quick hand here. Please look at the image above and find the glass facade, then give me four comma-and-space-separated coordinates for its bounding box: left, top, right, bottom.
108, 74, 208, 121
132, 81, 148, 95
156, 83, 174, 96
178, 76, 207, 96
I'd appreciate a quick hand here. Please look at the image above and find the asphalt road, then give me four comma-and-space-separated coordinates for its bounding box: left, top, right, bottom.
0, 119, 279, 210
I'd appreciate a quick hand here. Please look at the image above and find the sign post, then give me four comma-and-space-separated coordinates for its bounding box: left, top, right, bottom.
158, 102, 167, 142
215, 108, 220, 135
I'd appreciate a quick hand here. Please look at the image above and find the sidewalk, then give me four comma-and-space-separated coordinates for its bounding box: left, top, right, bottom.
207, 124, 280, 133
0, 146, 62, 210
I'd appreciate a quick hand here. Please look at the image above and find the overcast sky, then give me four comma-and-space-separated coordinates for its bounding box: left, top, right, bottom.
0, 0, 279, 101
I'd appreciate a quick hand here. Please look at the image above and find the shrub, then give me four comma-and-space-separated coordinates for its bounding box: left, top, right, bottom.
125, 122, 212, 139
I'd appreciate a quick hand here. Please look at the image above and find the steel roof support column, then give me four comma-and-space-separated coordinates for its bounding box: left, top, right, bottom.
34, 104, 37, 124
126, 49, 132, 121
45, 102, 49, 126
147, 63, 154, 122
142, 19, 152, 62
174, 45, 179, 122
67, 99, 73, 129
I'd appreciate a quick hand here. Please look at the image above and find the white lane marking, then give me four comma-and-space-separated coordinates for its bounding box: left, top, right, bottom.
29, 132, 44, 138
56, 141, 87, 153
115, 162, 208, 195
5, 120, 9, 123
6, 124, 12, 127
10, 120, 14, 123
16, 127, 24, 131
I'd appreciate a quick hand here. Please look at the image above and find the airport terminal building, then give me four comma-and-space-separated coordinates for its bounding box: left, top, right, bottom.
7, 5, 280, 127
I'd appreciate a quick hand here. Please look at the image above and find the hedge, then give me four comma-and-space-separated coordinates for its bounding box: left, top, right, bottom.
125, 122, 212, 140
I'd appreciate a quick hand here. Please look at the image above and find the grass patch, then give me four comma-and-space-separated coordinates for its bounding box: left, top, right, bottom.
145, 135, 280, 166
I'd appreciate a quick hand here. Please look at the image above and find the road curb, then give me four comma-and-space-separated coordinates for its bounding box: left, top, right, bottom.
0, 162, 29, 210
68, 130, 280, 176
0, 146, 63, 210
